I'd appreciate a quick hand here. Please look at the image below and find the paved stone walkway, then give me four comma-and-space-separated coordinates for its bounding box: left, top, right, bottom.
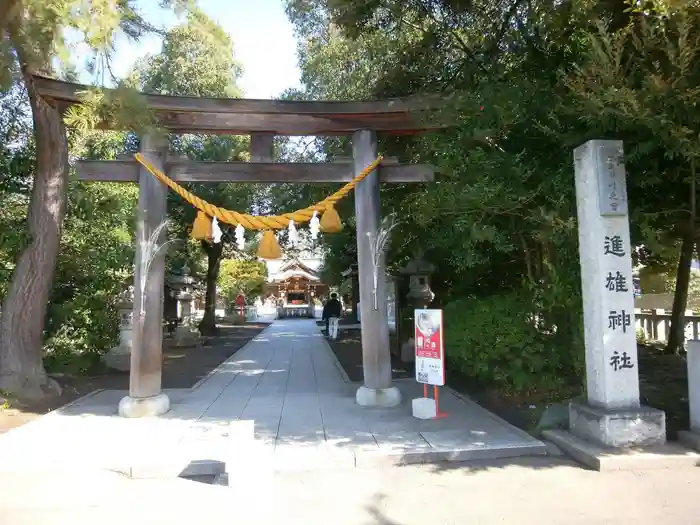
0, 320, 545, 476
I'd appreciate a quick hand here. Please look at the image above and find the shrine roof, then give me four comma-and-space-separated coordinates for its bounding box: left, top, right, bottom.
269, 269, 320, 283
33, 75, 447, 136
278, 258, 318, 274
267, 257, 323, 283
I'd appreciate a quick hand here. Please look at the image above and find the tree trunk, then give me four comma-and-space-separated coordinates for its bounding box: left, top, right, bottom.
0, 70, 69, 400
667, 165, 697, 354
0, 0, 21, 31
666, 233, 694, 354
198, 240, 223, 336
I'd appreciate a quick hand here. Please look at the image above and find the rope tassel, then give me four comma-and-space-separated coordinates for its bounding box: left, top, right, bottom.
191, 211, 212, 240
320, 205, 342, 233
257, 230, 282, 259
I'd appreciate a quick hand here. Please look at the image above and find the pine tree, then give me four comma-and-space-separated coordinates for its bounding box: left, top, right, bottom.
0, 0, 188, 400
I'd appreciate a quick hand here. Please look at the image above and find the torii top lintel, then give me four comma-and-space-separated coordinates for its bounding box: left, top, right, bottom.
33, 76, 446, 136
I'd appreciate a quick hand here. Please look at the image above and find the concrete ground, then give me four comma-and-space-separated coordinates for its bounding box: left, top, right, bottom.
0, 319, 545, 476
2, 456, 700, 525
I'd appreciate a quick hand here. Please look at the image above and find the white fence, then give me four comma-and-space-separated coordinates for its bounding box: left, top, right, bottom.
192, 305, 259, 322
635, 308, 700, 343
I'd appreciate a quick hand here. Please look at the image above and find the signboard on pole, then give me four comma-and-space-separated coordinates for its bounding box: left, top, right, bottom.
414, 309, 445, 386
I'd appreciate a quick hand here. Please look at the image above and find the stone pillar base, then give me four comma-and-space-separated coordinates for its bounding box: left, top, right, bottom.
356, 386, 402, 408
119, 393, 170, 418
569, 400, 666, 448
101, 346, 131, 372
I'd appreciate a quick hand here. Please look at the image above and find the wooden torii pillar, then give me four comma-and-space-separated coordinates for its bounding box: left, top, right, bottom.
352, 130, 398, 406
34, 76, 439, 416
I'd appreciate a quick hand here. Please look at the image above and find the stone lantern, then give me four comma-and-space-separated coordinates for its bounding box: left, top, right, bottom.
168, 265, 201, 347
397, 251, 436, 362
341, 263, 360, 323
101, 281, 135, 371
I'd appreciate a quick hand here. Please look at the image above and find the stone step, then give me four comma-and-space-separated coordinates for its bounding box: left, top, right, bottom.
543, 429, 700, 471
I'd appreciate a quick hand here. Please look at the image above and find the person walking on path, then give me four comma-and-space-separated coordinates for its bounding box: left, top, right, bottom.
322, 293, 342, 340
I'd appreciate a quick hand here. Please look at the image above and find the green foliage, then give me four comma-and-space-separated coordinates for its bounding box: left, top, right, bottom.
131, 9, 253, 241
43, 178, 137, 365
664, 269, 700, 305
132, 8, 243, 98
0, 126, 137, 374
127, 9, 257, 334
1, 0, 176, 86
218, 259, 267, 305
282, 0, 616, 395
64, 86, 160, 138
637, 327, 648, 344
444, 291, 584, 395
40, 129, 138, 373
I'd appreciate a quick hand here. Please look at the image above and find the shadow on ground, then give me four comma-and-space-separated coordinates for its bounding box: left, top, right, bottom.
0, 323, 267, 434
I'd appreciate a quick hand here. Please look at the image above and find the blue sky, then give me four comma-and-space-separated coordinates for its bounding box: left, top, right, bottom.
74, 0, 302, 99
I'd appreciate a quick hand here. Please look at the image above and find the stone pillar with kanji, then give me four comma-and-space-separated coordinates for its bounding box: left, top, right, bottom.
570, 139, 665, 447
679, 341, 700, 450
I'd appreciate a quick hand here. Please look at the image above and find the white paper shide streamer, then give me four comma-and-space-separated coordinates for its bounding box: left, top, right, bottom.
288, 219, 298, 246
309, 210, 320, 240
212, 217, 223, 244
235, 223, 245, 250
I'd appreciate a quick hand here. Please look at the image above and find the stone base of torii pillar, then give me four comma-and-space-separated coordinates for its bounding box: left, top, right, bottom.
356, 386, 402, 408
119, 393, 171, 418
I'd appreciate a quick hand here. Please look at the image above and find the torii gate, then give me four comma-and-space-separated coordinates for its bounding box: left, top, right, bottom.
34, 76, 438, 417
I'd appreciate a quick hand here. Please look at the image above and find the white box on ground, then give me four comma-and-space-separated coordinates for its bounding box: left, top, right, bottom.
412, 397, 437, 419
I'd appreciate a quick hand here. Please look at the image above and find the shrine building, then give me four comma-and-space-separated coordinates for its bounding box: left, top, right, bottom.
264, 257, 328, 318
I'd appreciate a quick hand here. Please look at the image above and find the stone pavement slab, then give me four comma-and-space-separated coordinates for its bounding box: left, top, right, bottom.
0, 319, 546, 477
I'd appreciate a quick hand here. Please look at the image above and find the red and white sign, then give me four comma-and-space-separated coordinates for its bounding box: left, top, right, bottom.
414, 309, 445, 386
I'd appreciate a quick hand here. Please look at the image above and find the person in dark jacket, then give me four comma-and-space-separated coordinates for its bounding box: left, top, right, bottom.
322, 293, 342, 339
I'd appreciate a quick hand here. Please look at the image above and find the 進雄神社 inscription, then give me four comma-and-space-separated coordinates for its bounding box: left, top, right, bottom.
602, 231, 636, 373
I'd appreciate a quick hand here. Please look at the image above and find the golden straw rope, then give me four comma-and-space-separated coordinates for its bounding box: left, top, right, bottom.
134, 153, 382, 230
